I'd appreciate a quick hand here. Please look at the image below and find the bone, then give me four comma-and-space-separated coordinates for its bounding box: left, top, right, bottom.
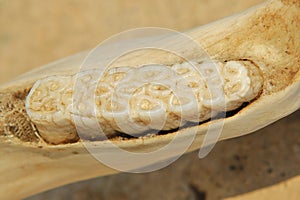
1, 1, 299, 199
25, 60, 263, 144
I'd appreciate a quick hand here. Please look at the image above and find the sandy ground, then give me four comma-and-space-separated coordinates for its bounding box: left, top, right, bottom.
1, 0, 299, 199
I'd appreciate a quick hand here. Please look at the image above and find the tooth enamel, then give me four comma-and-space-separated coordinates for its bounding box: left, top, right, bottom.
25, 60, 263, 144
25, 76, 76, 144
223, 61, 263, 110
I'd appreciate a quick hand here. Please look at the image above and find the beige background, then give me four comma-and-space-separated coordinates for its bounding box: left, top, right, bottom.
0, 0, 299, 199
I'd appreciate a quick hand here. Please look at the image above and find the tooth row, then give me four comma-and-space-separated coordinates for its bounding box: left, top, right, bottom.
25, 60, 263, 144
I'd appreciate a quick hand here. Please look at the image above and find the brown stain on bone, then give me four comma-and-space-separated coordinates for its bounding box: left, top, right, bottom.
204, 1, 300, 94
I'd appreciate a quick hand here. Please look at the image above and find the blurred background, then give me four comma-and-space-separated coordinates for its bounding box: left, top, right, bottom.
1, 0, 300, 199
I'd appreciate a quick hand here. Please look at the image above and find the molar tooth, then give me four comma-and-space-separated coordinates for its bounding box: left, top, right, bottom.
114, 81, 146, 98
72, 114, 108, 140
95, 82, 112, 98
100, 96, 128, 118
25, 76, 77, 144
173, 62, 193, 76
169, 93, 200, 122
223, 61, 263, 110
147, 84, 172, 98
224, 61, 251, 100
25, 59, 263, 144
134, 94, 167, 130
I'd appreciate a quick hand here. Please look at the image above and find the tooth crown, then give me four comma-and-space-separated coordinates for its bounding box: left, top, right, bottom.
25, 60, 263, 144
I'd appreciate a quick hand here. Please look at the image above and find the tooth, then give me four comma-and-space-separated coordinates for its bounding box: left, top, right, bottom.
25, 76, 77, 144
25, 59, 263, 144
223, 61, 263, 110
133, 94, 167, 130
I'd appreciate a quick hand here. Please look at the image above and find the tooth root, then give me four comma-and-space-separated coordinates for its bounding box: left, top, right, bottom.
25, 60, 263, 144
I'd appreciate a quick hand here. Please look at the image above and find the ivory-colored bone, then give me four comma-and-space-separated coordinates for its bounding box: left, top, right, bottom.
0, 0, 299, 199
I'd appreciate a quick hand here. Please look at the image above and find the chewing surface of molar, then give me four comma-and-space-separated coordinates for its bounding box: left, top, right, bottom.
25, 76, 78, 144
25, 60, 263, 144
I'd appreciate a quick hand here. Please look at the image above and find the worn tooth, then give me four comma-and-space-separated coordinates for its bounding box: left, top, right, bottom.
172, 61, 201, 77
25, 59, 263, 144
147, 84, 172, 98
223, 61, 263, 110
133, 94, 166, 130
25, 76, 77, 144
95, 82, 113, 98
